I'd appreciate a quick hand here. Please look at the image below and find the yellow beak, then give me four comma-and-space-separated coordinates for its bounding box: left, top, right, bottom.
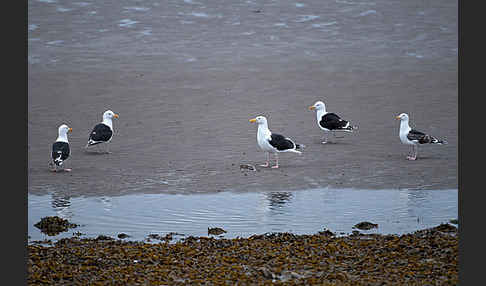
249, 118, 257, 123
395, 115, 401, 119
309, 106, 315, 110
114, 113, 119, 119
68, 127, 73, 132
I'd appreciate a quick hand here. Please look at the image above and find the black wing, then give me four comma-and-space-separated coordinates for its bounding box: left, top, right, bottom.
319, 113, 349, 130
268, 133, 296, 151
88, 123, 113, 145
51, 142, 70, 166
407, 129, 433, 144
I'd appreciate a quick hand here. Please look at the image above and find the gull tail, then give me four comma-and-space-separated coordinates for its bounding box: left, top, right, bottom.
86, 140, 101, 148
53, 152, 63, 166
343, 122, 357, 132
431, 137, 447, 145
294, 143, 305, 154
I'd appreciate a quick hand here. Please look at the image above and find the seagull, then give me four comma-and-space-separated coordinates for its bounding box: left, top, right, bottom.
85, 110, 119, 153
249, 116, 304, 168
50, 124, 72, 172
309, 101, 357, 144
395, 113, 447, 160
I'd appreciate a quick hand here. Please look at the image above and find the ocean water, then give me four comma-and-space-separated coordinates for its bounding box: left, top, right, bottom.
28, 188, 457, 243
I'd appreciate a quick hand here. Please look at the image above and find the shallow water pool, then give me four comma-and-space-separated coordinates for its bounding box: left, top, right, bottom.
28, 188, 457, 243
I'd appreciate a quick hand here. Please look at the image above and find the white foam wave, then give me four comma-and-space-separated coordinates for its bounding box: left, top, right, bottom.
56, 7, 73, 12
191, 12, 209, 17
336, 0, 375, 5
124, 7, 150, 12
312, 21, 337, 28
359, 10, 377, 16
28, 55, 41, 64
46, 40, 64, 45
184, 0, 201, 4
406, 52, 423, 59
140, 29, 152, 36
73, 2, 91, 7
119, 19, 139, 27
295, 15, 320, 23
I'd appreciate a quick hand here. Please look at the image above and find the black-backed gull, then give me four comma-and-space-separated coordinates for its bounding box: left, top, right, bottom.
50, 124, 72, 172
395, 113, 447, 160
85, 110, 119, 153
309, 101, 357, 144
249, 116, 303, 169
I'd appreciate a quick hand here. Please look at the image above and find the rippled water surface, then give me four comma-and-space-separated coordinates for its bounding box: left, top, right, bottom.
28, 188, 457, 242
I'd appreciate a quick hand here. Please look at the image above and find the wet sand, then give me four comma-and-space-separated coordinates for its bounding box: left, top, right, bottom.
28, 0, 457, 197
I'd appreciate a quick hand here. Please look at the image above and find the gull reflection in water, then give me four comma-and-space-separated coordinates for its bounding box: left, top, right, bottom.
51, 193, 72, 219
266, 192, 293, 213
100, 196, 113, 212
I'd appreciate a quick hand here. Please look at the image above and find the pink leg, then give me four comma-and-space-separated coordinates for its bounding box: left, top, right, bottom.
105, 143, 111, 154
322, 133, 328, 144
260, 152, 270, 167
271, 153, 279, 168
407, 145, 417, 160
49, 163, 59, 172
412, 145, 418, 160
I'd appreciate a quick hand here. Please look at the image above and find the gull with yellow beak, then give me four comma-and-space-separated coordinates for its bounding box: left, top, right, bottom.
249, 116, 304, 168
309, 101, 357, 144
85, 110, 119, 154
50, 124, 73, 172
395, 113, 447, 160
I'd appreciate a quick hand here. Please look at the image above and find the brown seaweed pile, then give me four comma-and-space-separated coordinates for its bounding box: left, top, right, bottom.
28, 224, 457, 285
33, 216, 78, 236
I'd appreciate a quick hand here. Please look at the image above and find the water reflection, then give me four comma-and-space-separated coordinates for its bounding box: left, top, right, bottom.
266, 192, 293, 210
99, 196, 113, 212
51, 193, 72, 219
405, 189, 457, 223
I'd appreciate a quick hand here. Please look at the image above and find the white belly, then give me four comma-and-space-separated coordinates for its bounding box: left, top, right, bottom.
257, 129, 276, 152
257, 136, 275, 152
399, 131, 414, 145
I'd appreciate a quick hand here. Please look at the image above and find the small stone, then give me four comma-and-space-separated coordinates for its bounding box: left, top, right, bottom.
148, 234, 161, 240
118, 233, 130, 239
208, 227, 227, 235
353, 221, 378, 230
240, 164, 256, 171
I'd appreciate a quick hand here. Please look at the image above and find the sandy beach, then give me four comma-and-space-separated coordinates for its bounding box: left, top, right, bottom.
28, 0, 457, 198
28, 1, 458, 284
